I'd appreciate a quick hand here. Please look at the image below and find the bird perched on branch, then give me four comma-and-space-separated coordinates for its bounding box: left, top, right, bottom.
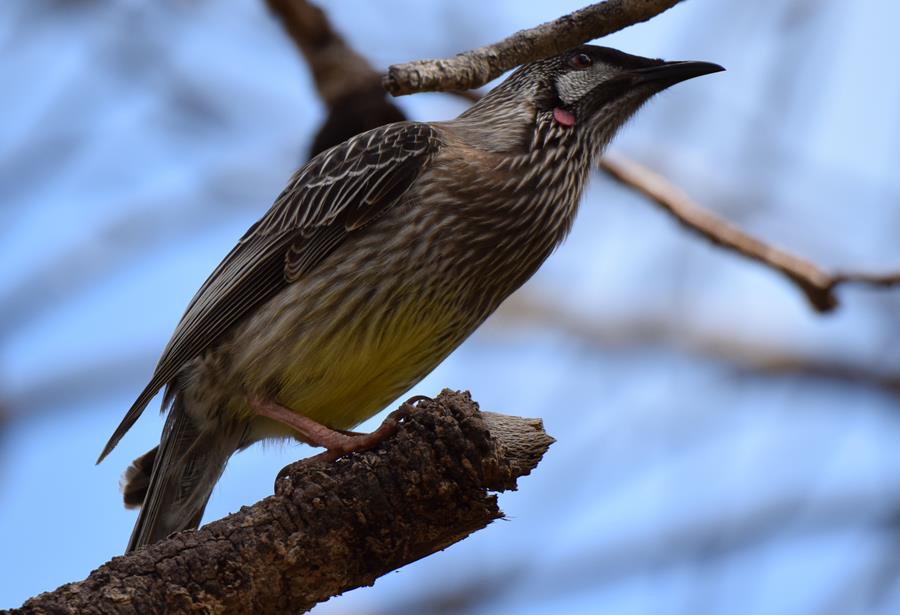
99, 45, 723, 552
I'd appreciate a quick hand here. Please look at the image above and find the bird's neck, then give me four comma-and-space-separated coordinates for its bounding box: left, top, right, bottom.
448, 93, 537, 154
427, 111, 596, 311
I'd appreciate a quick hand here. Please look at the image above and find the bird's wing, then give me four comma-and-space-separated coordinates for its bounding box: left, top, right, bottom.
98, 121, 442, 462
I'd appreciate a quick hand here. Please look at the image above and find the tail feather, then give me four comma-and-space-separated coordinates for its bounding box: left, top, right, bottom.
125, 394, 235, 553
122, 446, 157, 509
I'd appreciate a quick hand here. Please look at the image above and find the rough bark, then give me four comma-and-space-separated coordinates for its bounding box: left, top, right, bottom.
12, 391, 553, 615
384, 0, 682, 95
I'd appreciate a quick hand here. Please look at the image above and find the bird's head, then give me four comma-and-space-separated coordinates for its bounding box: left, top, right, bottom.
543, 45, 722, 128
461, 45, 723, 153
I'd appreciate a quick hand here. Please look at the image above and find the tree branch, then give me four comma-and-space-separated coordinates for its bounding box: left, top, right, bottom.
14, 391, 553, 615
599, 152, 900, 313
264, 0, 406, 158
383, 0, 682, 95
265, 0, 380, 105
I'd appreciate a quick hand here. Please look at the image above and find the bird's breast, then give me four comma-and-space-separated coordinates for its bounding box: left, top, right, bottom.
220, 208, 475, 432
417, 137, 590, 307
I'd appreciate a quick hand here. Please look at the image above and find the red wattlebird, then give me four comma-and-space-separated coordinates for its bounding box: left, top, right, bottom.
98, 46, 723, 552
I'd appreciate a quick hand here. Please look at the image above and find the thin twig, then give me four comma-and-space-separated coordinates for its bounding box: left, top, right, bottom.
599, 152, 900, 313
832, 270, 900, 288
384, 0, 682, 95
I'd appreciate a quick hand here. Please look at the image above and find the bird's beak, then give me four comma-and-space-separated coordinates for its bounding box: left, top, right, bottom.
629, 60, 725, 87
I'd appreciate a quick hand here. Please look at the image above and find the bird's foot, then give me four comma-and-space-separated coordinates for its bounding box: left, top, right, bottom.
248, 394, 431, 464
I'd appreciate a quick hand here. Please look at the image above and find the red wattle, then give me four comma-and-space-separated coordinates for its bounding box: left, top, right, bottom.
553, 107, 576, 127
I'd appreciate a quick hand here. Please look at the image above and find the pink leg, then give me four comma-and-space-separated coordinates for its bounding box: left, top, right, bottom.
248, 395, 431, 463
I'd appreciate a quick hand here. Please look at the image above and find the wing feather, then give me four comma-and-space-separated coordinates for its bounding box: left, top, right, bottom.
98, 121, 441, 462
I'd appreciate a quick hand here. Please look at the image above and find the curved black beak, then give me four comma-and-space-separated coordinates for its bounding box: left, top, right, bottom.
630, 60, 725, 86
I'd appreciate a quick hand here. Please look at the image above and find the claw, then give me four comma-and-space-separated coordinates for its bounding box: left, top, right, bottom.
249, 395, 426, 464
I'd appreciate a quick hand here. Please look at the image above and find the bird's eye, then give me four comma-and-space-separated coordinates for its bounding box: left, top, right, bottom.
569, 53, 593, 70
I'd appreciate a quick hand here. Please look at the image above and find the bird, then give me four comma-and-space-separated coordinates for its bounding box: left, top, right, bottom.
99, 44, 723, 552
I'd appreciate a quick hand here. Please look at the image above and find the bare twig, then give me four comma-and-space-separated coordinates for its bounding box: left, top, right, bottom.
14, 391, 553, 615
599, 152, 900, 312
384, 0, 682, 95
831, 270, 900, 289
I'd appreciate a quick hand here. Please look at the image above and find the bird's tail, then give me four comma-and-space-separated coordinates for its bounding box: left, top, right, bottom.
122, 394, 234, 553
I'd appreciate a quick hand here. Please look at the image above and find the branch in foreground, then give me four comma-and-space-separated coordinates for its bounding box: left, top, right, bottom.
15, 391, 553, 615
384, 0, 681, 95
599, 152, 900, 313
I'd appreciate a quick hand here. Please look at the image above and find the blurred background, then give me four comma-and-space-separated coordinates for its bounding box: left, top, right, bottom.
3, 1, 900, 613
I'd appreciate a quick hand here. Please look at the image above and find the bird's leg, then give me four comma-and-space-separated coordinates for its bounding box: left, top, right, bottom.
247, 395, 432, 463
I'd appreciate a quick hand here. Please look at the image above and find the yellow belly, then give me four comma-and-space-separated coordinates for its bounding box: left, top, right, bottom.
232, 289, 462, 433
283, 314, 453, 428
